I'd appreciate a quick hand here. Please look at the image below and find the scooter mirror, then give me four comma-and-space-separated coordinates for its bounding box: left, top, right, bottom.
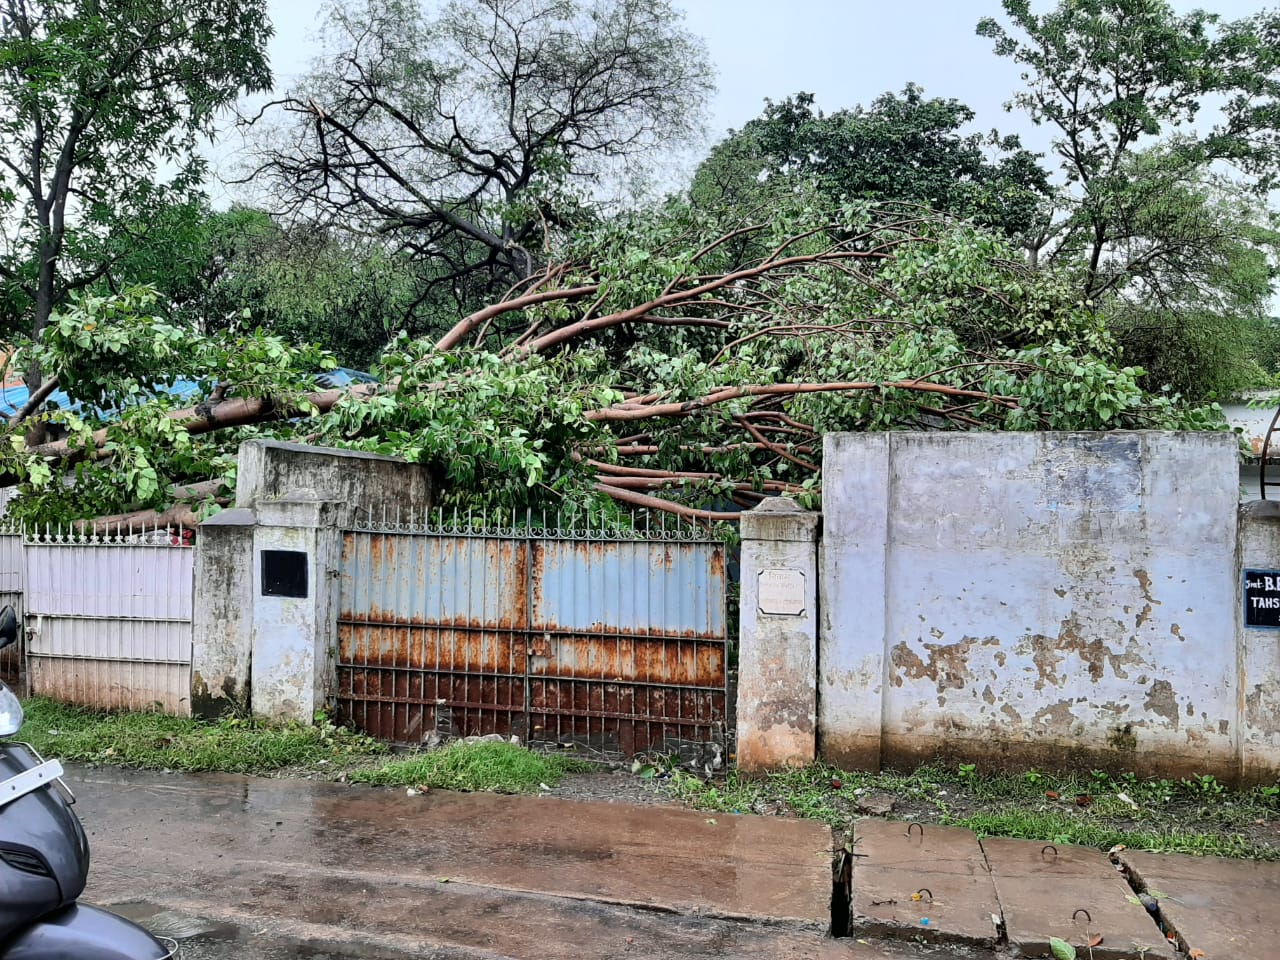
0, 605, 17, 651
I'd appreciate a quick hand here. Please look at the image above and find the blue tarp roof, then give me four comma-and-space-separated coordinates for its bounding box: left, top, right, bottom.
0, 368, 377, 420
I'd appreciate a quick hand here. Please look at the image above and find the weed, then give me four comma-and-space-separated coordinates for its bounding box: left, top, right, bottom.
662, 760, 1280, 861
351, 741, 590, 794
19, 697, 383, 773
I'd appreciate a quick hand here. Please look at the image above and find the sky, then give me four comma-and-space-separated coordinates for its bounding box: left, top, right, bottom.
216, 0, 1269, 202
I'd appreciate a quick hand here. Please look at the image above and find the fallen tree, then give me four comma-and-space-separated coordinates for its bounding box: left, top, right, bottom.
0, 201, 1222, 529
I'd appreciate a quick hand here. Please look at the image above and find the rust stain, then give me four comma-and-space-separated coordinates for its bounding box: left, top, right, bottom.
981, 685, 996, 705
1170, 623, 1183, 640
999, 703, 1022, 723
709, 548, 725, 579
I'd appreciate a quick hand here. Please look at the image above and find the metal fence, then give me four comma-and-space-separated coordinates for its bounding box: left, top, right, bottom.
336, 508, 729, 757
10, 527, 194, 713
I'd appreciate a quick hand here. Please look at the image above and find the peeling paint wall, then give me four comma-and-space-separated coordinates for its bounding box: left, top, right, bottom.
1239, 501, 1280, 783
820, 431, 1244, 780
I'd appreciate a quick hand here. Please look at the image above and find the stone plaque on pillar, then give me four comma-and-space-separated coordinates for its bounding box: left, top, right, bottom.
758, 568, 806, 616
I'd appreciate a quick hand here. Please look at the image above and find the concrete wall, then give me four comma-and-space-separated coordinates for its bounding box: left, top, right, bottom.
819, 431, 1252, 780
192, 440, 432, 721
1239, 500, 1280, 783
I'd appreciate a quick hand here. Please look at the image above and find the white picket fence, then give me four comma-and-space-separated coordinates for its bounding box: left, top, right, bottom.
0, 526, 193, 714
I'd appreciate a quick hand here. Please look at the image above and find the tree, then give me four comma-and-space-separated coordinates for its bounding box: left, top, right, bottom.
978, 0, 1280, 292
0, 0, 273, 438
691, 88, 1052, 239
246, 0, 713, 316
126, 205, 427, 367
0, 198, 1220, 529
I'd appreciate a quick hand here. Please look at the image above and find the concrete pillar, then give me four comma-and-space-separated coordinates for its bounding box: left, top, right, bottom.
249, 499, 347, 723
736, 497, 820, 773
818, 433, 889, 770
191, 509, 256, 719
190, 439, 434, 724
1238, 499, 1280, 784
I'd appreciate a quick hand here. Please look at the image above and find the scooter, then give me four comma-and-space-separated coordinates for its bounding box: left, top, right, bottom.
0, 605, 176, 958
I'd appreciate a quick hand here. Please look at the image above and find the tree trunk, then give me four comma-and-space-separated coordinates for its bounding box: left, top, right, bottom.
23, 245, 57, 447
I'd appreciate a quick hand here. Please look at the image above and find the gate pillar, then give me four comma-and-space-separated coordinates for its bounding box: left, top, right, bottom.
736, 497, 820, 773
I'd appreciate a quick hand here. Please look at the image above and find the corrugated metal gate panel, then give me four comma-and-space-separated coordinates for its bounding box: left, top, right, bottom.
337, 531, 528, 743
24, 543, 193, 714
336, 521, 728, 756
26, 543, 193, 620
527, 540, 726, 754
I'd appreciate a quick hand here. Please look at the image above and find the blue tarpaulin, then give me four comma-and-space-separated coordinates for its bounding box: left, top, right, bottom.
0, 368, 376, 420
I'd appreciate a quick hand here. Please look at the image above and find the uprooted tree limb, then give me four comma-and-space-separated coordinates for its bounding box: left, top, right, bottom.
0, 205, 1219, 529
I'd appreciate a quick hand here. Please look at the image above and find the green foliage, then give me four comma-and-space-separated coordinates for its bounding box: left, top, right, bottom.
0, 0, 273, 336
0, 288, 334, 525
350, 741, 590, 794
319, 344, 621, 513
693, 86, 1051, 238
19, 697, 383, 773
980, 0, 1280, 396
149, 208, 429, 368
663, 761, 1280, 860
0, 201, 1226, 527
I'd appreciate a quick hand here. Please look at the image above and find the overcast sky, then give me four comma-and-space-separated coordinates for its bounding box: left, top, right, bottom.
212, 0, 1269, 202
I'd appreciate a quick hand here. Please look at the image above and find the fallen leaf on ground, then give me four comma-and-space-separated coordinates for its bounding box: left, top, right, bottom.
1188, 950, 1205, 959
1045, 790, 1060, 800
1087, 934, 1104, 947
1075, 793, 1093, 807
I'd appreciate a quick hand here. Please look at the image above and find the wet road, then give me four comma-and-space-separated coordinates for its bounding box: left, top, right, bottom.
63, 766, 959, 959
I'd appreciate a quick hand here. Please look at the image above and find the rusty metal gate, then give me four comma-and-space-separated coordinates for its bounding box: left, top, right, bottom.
335, 510, 728, 756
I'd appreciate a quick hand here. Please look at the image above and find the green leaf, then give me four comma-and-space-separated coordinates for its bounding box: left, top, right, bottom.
1049, 937, 1076, 960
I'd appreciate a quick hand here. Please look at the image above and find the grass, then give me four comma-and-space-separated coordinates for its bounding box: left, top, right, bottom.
19, 697, 385, 773
661, 761, 1280, 860
18, 698, 590, 795
350, 740, 591, 793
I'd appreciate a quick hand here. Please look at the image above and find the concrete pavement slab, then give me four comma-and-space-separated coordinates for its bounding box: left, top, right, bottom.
67, 766, 886, 960
72, 766, 833, 927
1119, 849, 1280, 960
850, 819, 1001, 948
981, 838, 1172, 959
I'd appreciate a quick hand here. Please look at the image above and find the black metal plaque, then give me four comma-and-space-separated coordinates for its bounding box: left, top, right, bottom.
262, 550, 308, 598
1244, 569, 1280, 628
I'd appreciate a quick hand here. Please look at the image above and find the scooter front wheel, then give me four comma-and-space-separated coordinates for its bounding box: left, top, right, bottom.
0, 902, 176, 959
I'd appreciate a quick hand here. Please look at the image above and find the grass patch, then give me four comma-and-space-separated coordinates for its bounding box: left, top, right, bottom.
19, 697, 384, 773
351, 740, 590, 794
662, 761, 1280, 860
